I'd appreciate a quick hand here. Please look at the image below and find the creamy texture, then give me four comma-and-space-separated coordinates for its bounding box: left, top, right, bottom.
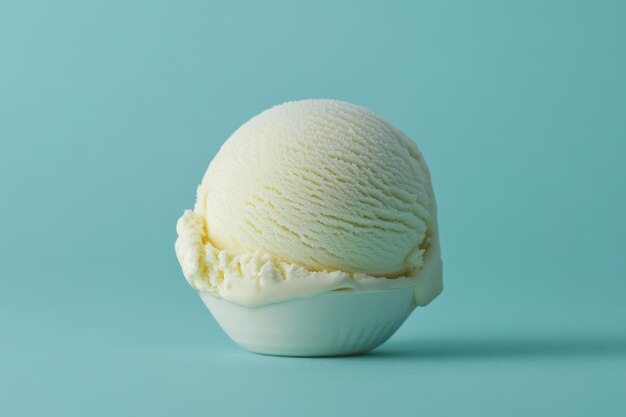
176, 99, 443, 307
197, 99, 435, 276
175, 210, 442, 307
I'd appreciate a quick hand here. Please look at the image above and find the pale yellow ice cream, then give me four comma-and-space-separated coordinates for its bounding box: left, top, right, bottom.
176, 99, 442, 307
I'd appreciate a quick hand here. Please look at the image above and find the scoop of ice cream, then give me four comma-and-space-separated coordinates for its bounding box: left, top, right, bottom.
176, 99, 442, 306
197, 99, 435, 276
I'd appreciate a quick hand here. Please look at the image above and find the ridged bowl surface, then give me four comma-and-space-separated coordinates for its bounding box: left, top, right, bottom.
200, 288, 416, 357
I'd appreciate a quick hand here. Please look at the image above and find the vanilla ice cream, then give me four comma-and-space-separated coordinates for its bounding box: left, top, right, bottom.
176, 99, 442, 307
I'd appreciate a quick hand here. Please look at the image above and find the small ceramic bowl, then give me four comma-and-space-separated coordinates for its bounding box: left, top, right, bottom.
199, 288, 416, 357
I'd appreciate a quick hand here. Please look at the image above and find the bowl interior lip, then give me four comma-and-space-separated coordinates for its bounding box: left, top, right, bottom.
199, 285, 415, 309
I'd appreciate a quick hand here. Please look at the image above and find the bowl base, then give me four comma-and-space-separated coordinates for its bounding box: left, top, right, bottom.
200, 288, 416, 357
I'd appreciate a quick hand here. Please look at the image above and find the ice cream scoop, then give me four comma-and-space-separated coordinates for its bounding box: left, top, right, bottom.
175, 99, 443, 356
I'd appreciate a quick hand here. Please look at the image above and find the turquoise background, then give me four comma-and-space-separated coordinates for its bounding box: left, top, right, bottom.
2, 1, 625, 416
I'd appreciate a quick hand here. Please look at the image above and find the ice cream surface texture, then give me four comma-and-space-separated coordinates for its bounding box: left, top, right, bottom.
175, 99, 443, 307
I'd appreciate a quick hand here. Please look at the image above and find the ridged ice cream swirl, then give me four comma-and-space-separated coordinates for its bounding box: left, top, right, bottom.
176, 99, 442, 306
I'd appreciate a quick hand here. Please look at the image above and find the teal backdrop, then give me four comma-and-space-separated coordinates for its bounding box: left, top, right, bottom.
1, 1, 625, 416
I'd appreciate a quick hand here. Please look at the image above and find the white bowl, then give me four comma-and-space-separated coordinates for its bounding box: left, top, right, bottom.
199, 288, 416, 357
